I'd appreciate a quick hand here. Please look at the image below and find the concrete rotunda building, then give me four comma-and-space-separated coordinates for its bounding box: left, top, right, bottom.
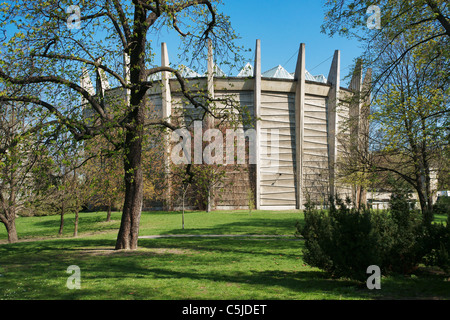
82, 39, 372, 211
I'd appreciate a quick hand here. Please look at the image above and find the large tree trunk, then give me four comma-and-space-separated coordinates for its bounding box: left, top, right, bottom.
115, 126, 144, 250
5, 218, 18, 243
1, 186, 19, 243
416, 176, 433, 227
0, 206, 18, 243
115, 4, 149, 250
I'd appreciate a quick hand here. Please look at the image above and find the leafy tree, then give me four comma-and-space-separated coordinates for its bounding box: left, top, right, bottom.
328, 1, 449, 221
27, 134, 92, 236
0, 0, 243, 250
371, 30, 447, 223
0, 100, 55, 242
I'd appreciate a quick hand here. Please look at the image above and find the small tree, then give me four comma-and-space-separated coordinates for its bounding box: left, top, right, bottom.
86, 145, 124, 222
0, 101, 53, 242
190, 163, 226, 212
71, 168, 93, 237
336, 28, 449, 225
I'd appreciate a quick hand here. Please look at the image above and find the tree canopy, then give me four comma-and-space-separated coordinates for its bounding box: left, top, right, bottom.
0, 0, 244, 248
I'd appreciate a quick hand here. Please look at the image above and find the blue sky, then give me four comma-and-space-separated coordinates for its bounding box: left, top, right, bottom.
153, 0, 365, 86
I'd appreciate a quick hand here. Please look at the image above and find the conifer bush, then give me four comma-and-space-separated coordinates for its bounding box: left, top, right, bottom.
296, 193, 437, 281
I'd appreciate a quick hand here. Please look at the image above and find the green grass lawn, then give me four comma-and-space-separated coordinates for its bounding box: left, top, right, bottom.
0, 210, 449, 300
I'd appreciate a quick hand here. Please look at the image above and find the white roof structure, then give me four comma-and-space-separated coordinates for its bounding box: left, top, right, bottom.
203, 63, 226, 77
260, 65, 326, 83
313, 74, 327, 84
146, 63, 327, 83
262, 65, 294, 79
305, 70, 327, 83
147, 72, 162, 81
178, 65, 202, 78
305, 70, 316, 82
237, 62, 254, 77
147, 64, 201, 81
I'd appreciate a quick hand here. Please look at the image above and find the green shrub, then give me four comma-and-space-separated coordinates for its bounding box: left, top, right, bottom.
297, 197, 383, 281
296, 202, 334, 273
426, 196, 450, 271
423, 218, 450, 272
433, 196, 450, 215
386, 192, 427, 274
297, 193, 431, 281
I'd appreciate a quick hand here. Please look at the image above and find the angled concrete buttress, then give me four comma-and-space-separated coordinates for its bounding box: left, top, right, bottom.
327, 49, 340, 199
294, 43, 306, 209
161, 42, 172, 210
254, 39, 262, 210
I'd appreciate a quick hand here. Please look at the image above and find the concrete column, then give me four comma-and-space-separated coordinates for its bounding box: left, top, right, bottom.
123, 52, 130, 105
161, 42, 172, 210
359, 68, 372, 207
349, 59, 363, 143
348, 59, 363, 207
80, 67, 95, 106
207, 39, 215, 99
161, 43, 172, 120
361, 68, 372, 139
94, 58, 110, 97
326, 50, 340, 200
254, 39, 262, 210
294, 43, 305, 209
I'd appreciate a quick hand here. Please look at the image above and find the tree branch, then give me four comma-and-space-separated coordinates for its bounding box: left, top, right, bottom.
33, 52, 129, 89
371, 32, 447, 97
112, 0, 132, 47
0, 96, 87, 141
426, 0, 450, 36
144, 119, 177, 131
0, 119, 60, 156
105, 2, 129, 51
0, 69, 108, 120
142, 66, 221, 119
164, 0, 216, 39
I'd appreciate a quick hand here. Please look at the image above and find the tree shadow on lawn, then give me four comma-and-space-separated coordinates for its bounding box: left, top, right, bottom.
139, 237, 303, 261
42, 246, 366, 299
1, 237, 354, 299
140, 267, 369, 298
2, 237, 448, 300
